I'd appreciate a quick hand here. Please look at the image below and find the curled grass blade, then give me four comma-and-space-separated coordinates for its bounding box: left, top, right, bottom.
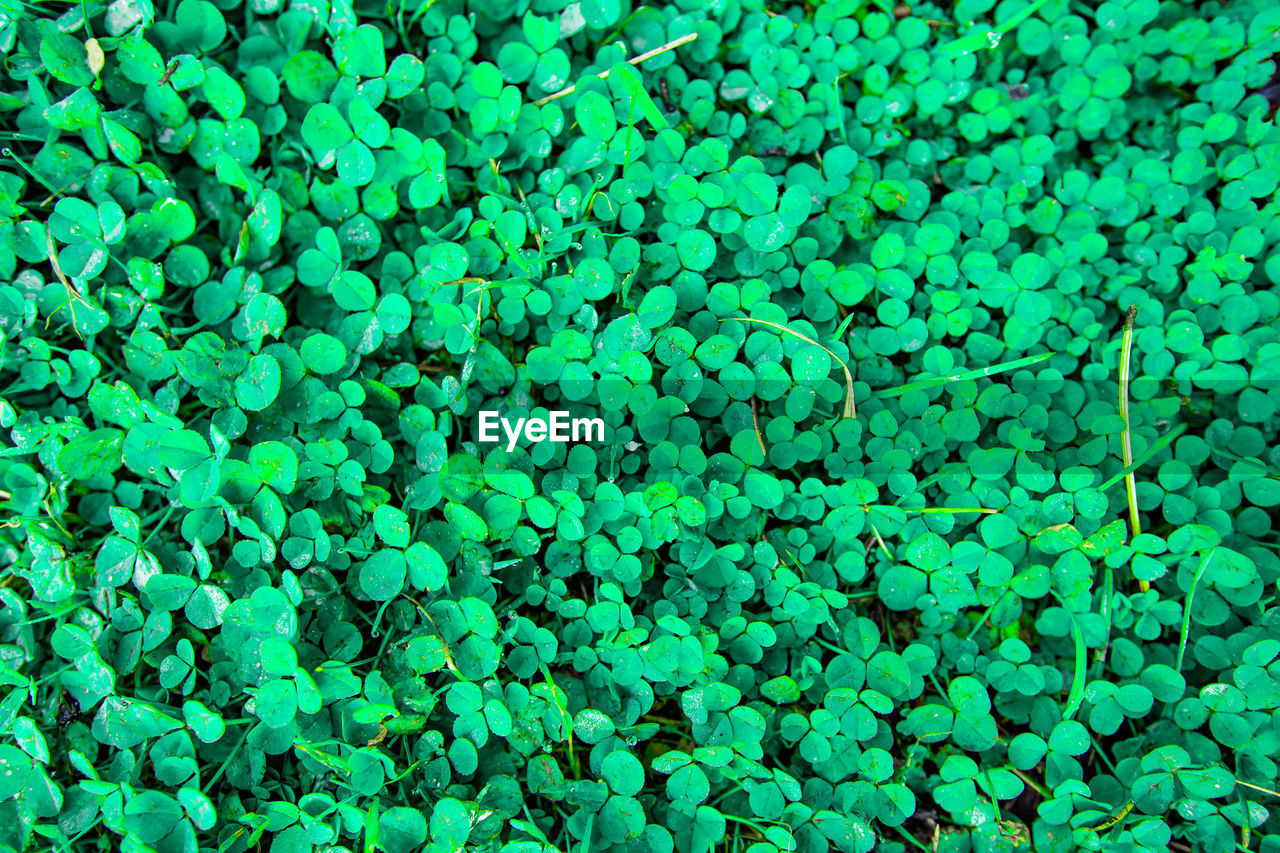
1176, 548, 1216, 673
722, 316, 856, 418
539, 662, 578, 779
1050, 590, 1087, 720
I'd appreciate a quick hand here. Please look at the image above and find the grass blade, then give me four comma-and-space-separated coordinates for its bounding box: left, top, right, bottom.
750, 396, 767, 459
832, 311, 856, 341
901, 506, 996, 515
1098, 422, 1188, 491
1175, 548, 1216, 673
534, 32, 698, 106
1097, 562, 1113, 665
1051, 590, 1087, 720
1208, 447, 1280, 477
876, 352, 1052, 398
998, 0, 1053, 30
363, 800, 379, 853
723, 316, 856, 418
1237, 780, 1280, 798
937, 0, 1051, 58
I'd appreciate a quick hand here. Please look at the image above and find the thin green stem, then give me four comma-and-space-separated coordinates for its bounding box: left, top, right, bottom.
966, 590, 1009, 641
201, 725, 252, 793
1010, 765, 1048, 797
11, 599, 90, 626
890, 823, 930, 851
2, 147, 56, 192
723, 813, 792, 841
140, 505, 176, 549
1089, 734, 1120, 776
929, 672, 954, 707
57, 815, 104, 850
812, 637, 849, 657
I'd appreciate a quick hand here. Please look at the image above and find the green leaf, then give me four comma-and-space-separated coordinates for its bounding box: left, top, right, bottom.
235, 354, 282, 411
58, 428, 124, 479
302, 103, 354, 158
300, 332, 348, 374
256, 678, 297, 728
574, 91, 617, 142
250, 442, 299, 493
600, 750, 644, 796
284, 51, 340, 102
335, 24, 387, 77
378, 806, 428, 853
359, 550, 407, 601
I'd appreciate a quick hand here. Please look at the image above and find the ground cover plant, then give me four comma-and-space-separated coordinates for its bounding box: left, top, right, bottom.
1, 0, 1279, 850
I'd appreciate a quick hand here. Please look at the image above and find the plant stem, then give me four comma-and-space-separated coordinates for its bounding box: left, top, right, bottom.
966, 590, 1009, 641
1088, 734, 1120, 775
890, 823, 931, 851
1009, 766, 1048, 797
202, 725, 252, 793
1236, 779, 1280, 798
